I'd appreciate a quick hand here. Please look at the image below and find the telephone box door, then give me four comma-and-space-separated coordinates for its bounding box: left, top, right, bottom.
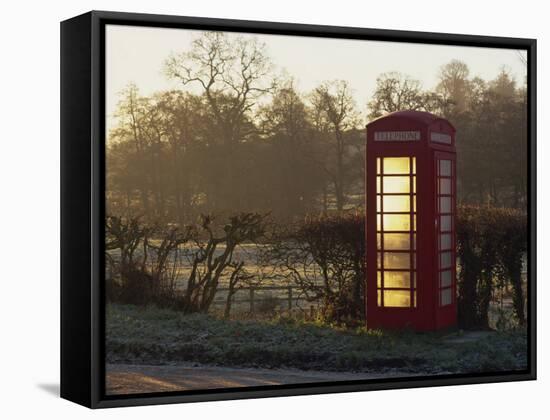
434, 151, 457, 327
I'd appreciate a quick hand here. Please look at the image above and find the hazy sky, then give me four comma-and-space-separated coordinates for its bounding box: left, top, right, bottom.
106, 24, 527, 130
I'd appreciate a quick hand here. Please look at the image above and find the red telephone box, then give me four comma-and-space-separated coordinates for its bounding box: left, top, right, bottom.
365, 111, 457, 331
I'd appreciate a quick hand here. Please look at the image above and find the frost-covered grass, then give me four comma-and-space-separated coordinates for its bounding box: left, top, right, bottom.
106, 304, 527, 375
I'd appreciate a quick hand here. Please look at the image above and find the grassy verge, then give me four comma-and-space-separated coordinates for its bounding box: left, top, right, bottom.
106, 304, 527, 375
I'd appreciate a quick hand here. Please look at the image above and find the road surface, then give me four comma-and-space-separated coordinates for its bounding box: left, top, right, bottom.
106, 363, 412, 395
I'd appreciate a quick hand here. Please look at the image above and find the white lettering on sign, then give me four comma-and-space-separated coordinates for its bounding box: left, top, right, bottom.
374, 131, 421, 141
431, 132, 452, 144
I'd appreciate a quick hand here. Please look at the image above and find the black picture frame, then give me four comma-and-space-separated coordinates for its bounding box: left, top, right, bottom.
60, 10, 537, 409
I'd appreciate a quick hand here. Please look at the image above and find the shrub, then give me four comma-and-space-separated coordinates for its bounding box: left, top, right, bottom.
105, 215, 190, 306
495, 209, 527, 326
105, 213, 268, 312
456, 205, 526, 329
267, 212, 365, 324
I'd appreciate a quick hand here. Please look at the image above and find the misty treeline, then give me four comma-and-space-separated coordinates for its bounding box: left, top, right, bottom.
107, 32, 527, 225
107, 32, 362, 224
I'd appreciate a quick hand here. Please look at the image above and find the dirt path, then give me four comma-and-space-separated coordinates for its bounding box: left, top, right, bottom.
106, 363, 412, 395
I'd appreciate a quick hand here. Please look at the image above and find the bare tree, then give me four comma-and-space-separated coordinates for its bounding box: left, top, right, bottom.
223, 261, 254, 318
105, 215, 151, 269
164, 32, 275, 210
154, 90, 206, 224
109, 84, 153, 216
181, 213, 268, 313
437, 60, 471, 116
367, 72, 431, 119
311, 80, 361, 211
164, 32, 274, 147
258, 80, 324, 218
146, 224, 193, 298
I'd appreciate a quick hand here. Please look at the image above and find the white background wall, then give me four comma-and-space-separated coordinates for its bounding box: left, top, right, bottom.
0, 0, 547, 418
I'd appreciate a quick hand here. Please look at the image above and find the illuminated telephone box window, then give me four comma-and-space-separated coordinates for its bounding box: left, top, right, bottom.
376, 157, 416, 308
366, 111, 457, 331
